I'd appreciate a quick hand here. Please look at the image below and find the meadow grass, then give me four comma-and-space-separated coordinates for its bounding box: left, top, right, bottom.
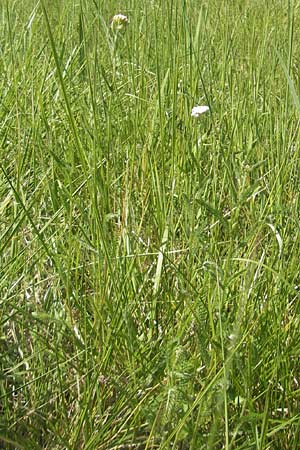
1, 0, 300, 448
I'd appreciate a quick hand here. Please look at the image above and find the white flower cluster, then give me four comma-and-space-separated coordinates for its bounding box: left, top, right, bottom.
110, 14, 129, 31
191, 105, 209, 118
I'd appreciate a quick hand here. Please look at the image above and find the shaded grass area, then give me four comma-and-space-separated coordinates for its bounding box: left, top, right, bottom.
1, 0, 300, 448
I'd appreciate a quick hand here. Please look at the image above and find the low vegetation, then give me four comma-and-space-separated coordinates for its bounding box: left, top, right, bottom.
1, 0, 299, 448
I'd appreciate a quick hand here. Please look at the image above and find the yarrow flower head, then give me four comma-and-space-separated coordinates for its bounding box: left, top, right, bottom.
191, 105, 209, 118
110, 14, 129, 31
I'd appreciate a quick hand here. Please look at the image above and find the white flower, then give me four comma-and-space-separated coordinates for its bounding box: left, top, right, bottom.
191, 105, 209, 118
110, 14, 129, 31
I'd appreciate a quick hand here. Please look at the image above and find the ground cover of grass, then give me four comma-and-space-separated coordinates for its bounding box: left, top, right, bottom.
1, 0, 300, 448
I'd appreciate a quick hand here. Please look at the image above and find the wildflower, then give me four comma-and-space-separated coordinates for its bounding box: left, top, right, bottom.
110, 14, 129, 31
191, 105, 209, 118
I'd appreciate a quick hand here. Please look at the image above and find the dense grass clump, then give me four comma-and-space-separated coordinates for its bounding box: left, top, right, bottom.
1, 0, 300, 448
